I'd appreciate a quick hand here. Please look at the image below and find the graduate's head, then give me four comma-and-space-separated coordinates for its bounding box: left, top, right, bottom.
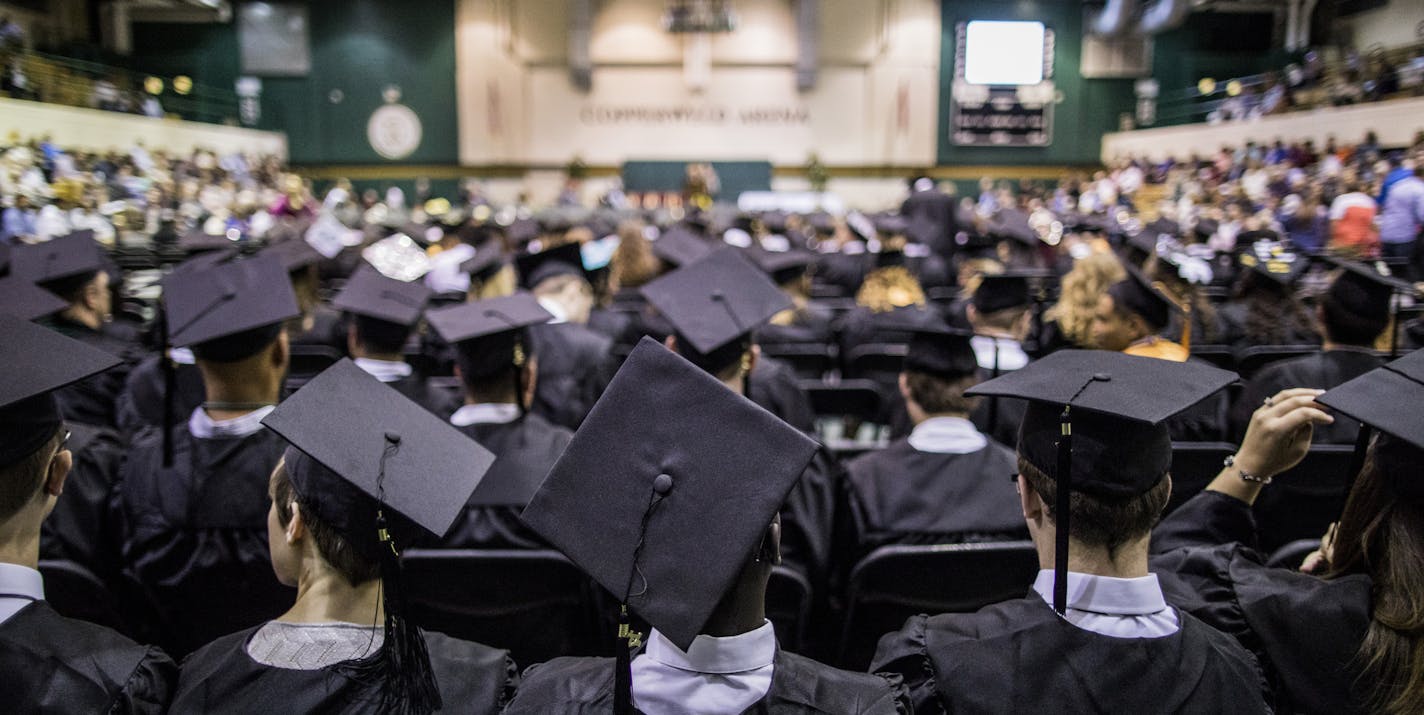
0, 315, 119, 539
11, 232, 111, 326
1015, 450, 1171, 559
1319, 264, 1392, 348
427, 293, 551, 406
897, 322, 981, 422
267, 456, 377, 588
1095, 265, 1169, 351
331, 266, 433, 360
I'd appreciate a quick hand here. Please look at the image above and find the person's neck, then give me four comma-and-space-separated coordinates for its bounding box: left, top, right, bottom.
58, 306, 101, 331
0, 525, 41, 570
972, 325, 1018, 340
1038, 531, 1151, 579
202, 372, 280, 422
280, 565, 384, 626
464, 391, 518, 407
354, 348, 404, 363
1321, 339, 1370, 352
699, 570, 767, 638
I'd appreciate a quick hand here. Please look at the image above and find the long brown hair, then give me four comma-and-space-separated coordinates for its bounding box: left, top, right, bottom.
1327, 434, 1424, 714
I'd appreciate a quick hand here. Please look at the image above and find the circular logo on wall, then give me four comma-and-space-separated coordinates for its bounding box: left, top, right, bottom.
367, 103, 422, 160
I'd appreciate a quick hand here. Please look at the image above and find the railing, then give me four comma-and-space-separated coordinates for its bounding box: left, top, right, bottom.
0, 47, 241, 126
1151, 39, 1424, 129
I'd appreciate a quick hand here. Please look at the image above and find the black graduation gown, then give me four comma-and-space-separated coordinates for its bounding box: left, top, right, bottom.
756, 304, 836, 347
40, 422, 127, 587
115, 425, 295, 656
289, 305, 347, 352
841, 438, 1026, 564
0, 600, 176, 713
779, 448, 838, 593
115, 354, 206, 438
871, 595, 1270, 714
1150, 491, 1372, 714
503, 648, 907, 714
385, 372, 460, 418
529, 322, 616, 430
900, 190, 959, 256
171, 625, 516, 714
748, 357, 816, 434
438, 414, 574, 549
1228, 349, 1385, 443
46, 317, 140, 429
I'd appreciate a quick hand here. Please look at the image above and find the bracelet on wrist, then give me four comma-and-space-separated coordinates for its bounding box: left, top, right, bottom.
1224, 454, 1272, 485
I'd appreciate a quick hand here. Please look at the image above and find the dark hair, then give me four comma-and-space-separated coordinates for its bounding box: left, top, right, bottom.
1321, 291, 1388, 347
675, 333, 750, 380
0, 428, 61, 521
192, 322, 283, 363
352, 314, 413, 356
1326, 435, 1424, 714
40, 270, 99, 304
1018, 456, 1170, 558
904, 371, 979, 415
453, 332, 527, 401
1232, 272, 1317, 345
270, 460, 380, 587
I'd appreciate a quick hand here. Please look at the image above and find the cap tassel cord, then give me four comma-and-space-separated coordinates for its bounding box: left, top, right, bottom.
709, 290, 753, 399
340, 433, 442, 715
1054, 407, 1072, 616
614, 477, 671, 715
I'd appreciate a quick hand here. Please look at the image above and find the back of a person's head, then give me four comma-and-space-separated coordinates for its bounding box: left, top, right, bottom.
904, 371, 979, 416
192, 323, 283, 366
1049, 252, 1125, 346
0, 428, 60, 524
1320, 291, 1388, 347
270, 460, 379, 587
1017, 455, 1169, 557
1328, 434, 1424, 714
352, 314, 412, 356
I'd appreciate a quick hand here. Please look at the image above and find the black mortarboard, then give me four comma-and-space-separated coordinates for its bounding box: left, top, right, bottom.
516, 241, 588, 289
1239, 248, 1307, 286
902, 321, 979, 380
987, 209, 1036, 245
261, 358, 495, 712
178, 226, 240, 254
640, 248, 791, 357
1323, 256, 1412, 355
521, 336, 818, 657
0, 278, 67, 321
333, 265, 433, 327
426, 292, 552, 381
10, 231, 104, 288
0, 313, 121, 467
260, 239, 324, 273
973, 272, 1033, 314
163, 253, 300, 354
172, 247, 239, 274
1317, 349, 1424, 506
966, 349, 1236, 613
749, 249, 814, 285
652, 226, 713, 268
1107, 262, 1173, 329
459, 241, 506, 282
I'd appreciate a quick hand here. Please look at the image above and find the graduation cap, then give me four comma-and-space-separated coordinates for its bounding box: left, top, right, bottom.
1321, 256, 1412, 355
987, 209, 1037, 246
0, 278, 68, 321
515, 241, 588, 290
459, 241, 507, 283
333, 265, 433, 327
973, 272, 1034, 315
1238, 247, 1307, 287
178, 225, 240, 254
262, 359, 496, 713
652, 226, 713, 268
901, 321, 979, 380
427, 292, 552, 401
0, 313, 121, 467
520, 337, 819, 712
966, 349, 1236, 613
163, 253, 301, 354
640, 248, 791, 373
1318, 349, 1424, 506
10, 231, 104, 290
259, 238, 324, 273
1107, 262, 1173, 330
172, 247, 239, 274
749, 249, 814, 286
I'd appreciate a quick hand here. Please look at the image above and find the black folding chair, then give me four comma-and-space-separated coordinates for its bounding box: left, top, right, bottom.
1188, 345, 1235, 372
1265, 539, 1321, 570
759, 343, 837, 380
1235, 345, 1325, 380
766, 566, 812, 654
38, 559, 127, 632
844, 343, 908, 382
286, 345, 344, 379
836, 542, 1039, 670
1253, 445, 1356, 553
800, 378, 886, 455
1165, 442, 1237, 516
402, 549, 605, 667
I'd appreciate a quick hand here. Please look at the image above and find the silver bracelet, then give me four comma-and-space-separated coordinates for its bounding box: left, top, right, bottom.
1224, 455, 1272, 485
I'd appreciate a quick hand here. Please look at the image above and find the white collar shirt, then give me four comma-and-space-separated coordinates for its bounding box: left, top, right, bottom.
1031, 570, 1179, 639
631, 621, 777, 715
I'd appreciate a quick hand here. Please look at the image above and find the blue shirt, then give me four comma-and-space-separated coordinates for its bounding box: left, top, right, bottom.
1377, 175, 1424, 244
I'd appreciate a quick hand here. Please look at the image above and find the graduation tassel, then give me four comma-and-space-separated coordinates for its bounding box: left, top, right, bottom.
343, 433, 442, 715
614, 473, 673, 715
708, 290, 752, 398
159, 301, 175, 467
987, 339, 1001, 437
1053, 406, 1072, 616
512, 339, 529, 417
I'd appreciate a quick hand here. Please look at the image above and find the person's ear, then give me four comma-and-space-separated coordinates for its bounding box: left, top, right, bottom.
522, 355, 539, 406
965, 304, 979, 325
897, 372, 913, 403
346, 321, 360, 356
287, 502, 306, 544
746, 344, 760, 375
1017, 474, 1043, 522
664, 335, 678, 352
272, 330, 290, 371
45, 447, 73, 498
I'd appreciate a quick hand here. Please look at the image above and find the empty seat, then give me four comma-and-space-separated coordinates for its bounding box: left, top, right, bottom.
1253, 445, 1355, 553
1165, 442, 1237, 516
766, 565, 812, 654
1265, 539, 1320, 570
401, 549, 605, 667
844, 343, 908, 382
286, 344, 344, 379
837, 541, 1039, 670
759, 343, 837, 379
1235, 345, 1327, 380
1188, 345, 1235, 372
